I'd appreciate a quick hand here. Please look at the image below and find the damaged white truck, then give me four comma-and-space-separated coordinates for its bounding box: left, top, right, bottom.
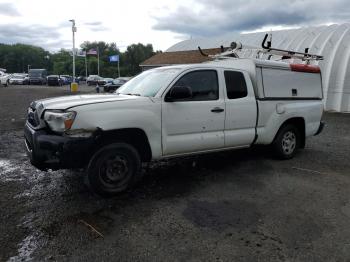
24, 36, 325, 196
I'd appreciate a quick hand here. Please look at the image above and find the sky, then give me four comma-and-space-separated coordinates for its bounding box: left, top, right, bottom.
0, 0, 349, 52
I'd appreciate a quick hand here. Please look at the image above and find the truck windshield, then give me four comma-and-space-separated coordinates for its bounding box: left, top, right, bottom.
117, 68, 181, 97
29, 70, 45, 77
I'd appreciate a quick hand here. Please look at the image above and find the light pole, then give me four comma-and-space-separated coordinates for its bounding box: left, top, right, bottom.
69, 19, 77, 83
44, 55, 50, 69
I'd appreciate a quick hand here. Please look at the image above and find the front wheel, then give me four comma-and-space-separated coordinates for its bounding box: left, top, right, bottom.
87, 143, 141, 197
272, 124, 300, 159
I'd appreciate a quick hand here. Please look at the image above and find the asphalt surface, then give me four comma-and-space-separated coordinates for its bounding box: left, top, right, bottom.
1, 85, 350, 262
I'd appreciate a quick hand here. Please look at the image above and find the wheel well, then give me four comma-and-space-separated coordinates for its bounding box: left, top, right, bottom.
277, 117, 306, 148
94, 128, 152, 162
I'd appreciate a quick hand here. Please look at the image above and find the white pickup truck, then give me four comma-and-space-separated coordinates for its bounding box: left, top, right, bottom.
24, 58, 324, 196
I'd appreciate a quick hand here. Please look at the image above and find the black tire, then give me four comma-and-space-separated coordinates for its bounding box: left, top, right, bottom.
87, 143, 141, 197
272, 124, 300, 159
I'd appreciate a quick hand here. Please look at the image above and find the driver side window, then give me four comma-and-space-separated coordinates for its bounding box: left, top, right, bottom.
171, 70, 219, 101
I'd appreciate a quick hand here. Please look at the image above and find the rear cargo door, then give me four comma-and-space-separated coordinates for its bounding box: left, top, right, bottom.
223, 70, 257, 147
261, 67, 322, 99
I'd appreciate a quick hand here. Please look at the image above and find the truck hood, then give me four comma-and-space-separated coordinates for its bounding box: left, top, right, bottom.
31, 94, 139, 111
11, 77, 25, 81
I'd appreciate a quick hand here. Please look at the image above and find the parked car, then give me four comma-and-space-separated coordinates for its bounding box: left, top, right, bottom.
60, 75, 72, 85
86, 75, 102, 86
77, 76, 86, 82
98, 78, 114, 86
29, 69, 47, 85
0, 71, 11, 86
24, 59, 324, 196
47, 75, 63, 86
9, 74, 29, 85
103, 77, 131, 93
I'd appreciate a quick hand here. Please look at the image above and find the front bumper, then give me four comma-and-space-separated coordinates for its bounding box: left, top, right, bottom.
24, 122, 95, 170
48, 80, 59, 85
30, 79, 44, 84
10, 80, 24, 84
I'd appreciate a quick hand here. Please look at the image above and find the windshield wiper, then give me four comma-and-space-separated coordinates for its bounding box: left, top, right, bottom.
116, 93, 141, 96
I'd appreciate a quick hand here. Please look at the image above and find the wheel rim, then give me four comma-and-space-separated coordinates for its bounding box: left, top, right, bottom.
281, 131, 296, 155
99, 154, 130, 188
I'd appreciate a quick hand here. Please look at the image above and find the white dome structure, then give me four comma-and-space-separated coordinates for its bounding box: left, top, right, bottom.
167, 24, 350, 112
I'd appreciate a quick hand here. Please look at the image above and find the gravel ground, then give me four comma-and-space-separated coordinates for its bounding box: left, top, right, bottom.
0, 85, 350, 262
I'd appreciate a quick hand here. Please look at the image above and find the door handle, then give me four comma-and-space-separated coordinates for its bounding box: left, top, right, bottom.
211, 107, 224, 113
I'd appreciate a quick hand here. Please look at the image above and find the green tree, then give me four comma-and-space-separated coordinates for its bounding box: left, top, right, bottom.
0, 41, 158, 77
123, 43, 155, 75
51, 49, 71, 75
0, 43, 51, 73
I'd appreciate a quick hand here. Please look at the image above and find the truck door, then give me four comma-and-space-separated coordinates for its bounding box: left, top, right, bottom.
223, 70, 257, 147
162, 69, 225, 156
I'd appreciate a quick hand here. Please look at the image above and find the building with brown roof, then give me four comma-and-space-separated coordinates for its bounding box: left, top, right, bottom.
140, 48, 222, 70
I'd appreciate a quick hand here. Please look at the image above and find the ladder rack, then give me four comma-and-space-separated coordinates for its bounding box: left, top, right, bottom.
198, 33, 324, 62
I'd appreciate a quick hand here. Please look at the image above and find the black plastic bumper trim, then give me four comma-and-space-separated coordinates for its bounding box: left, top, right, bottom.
24, 122, 94, 170
314, 121, 325, 136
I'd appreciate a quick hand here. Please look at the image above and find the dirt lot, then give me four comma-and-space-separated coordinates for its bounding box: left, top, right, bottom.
1, 85, 350, 262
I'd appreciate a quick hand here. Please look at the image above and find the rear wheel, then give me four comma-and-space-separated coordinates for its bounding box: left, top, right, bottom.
272, 124, 300, 159
87, 143, 141, 197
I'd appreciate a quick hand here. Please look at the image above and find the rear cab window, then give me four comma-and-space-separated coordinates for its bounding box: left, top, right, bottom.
224, 71, 247, 99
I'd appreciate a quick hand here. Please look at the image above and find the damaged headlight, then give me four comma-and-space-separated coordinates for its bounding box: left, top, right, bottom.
44, 110, 76, 133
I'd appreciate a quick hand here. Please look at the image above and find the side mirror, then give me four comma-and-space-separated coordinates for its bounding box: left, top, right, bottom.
165, 85, 192, 102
